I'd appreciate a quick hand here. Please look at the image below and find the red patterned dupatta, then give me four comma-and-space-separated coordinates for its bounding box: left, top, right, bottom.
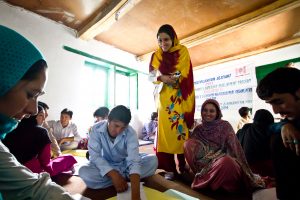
189, 99, 265, 189
149, 29, 195, 129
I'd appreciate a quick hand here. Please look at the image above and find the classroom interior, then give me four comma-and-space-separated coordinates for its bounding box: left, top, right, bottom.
1, 0, 300, 199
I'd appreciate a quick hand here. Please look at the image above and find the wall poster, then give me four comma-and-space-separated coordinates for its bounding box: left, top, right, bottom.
193, 63, 256, 120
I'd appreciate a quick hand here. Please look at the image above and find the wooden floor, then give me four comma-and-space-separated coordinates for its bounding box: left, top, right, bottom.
139, 143, 155, 154
53, 172, 252, 200
139, 144, 252, 200
53, 144, 252, 200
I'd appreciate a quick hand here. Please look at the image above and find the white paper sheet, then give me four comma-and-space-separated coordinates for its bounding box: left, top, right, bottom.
71, 193, 91, 200
117, 183, 147, 200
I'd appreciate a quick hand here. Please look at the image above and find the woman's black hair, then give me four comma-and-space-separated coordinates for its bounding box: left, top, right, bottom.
38, 101, 49, 110
21, 59, 47, 81
253, 109, 274, 128
157, 24, 176, 46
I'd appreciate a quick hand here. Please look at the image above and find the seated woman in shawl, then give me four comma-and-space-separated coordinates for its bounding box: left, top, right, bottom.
3, 105, 77, 177
236, 109, 274, 177
184, 99, 264, 192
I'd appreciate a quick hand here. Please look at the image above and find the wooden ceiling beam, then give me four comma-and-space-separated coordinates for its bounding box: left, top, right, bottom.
137, 0, 300, 62
78, 0, 142, 40
182, 0, 300, 48
194, 37, 300, 70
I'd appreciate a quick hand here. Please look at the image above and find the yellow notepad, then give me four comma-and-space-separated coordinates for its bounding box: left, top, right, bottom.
62, 149, 88, 157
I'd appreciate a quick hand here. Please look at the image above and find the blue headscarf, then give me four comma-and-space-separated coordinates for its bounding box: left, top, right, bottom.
0, 25, 44, 139
0, 25, 44, 96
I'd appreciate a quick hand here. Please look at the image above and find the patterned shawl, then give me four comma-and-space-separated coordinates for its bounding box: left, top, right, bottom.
190, 99, 264, 189
149, 26, 195, 128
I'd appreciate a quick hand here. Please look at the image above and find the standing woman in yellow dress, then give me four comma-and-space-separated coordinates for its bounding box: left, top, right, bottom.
149, 24, 195, 180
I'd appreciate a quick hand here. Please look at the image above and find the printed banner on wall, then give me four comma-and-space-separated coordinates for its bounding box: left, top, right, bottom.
193, 63, 255, 119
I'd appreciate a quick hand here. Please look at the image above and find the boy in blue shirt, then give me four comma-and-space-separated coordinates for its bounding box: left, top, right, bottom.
79, 105, 157, 199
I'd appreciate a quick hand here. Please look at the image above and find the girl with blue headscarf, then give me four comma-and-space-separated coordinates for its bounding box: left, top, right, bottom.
0, 25, 74, 199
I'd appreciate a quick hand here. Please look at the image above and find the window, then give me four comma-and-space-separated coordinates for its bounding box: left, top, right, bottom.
84, 61, 138, 109
63, 46, 140, 110
83, 61, 109, 108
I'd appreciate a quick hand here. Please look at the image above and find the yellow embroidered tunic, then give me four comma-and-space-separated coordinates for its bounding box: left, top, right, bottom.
149, 34, 195, 154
